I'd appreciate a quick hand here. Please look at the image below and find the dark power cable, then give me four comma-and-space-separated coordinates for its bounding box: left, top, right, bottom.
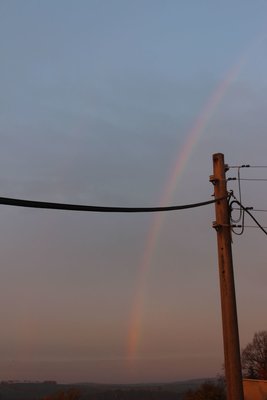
230, 198, 267, 236
0, 196, 226, 213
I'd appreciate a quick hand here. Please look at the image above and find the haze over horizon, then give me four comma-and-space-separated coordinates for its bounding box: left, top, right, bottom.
1, 0, 267, 384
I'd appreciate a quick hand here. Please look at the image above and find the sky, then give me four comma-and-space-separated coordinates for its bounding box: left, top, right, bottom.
0, 0, 267, 384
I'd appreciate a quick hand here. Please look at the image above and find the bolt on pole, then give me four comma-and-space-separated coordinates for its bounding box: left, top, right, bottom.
210, 153, 244, 400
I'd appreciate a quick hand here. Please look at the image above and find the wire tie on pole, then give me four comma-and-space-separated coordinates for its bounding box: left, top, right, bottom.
212, 221, 221, 231
209, 175, 218, 185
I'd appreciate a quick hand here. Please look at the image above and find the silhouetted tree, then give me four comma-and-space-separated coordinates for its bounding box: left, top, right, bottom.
183, 381, 226, 400
242, 331, 267, 379
42, 388, 81, 400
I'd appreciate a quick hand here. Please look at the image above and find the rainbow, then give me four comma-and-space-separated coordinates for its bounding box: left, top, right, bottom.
127, 57, 246, 360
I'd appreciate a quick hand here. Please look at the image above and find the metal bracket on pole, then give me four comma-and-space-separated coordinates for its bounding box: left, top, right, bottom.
209, 175, 218, 185
212, 221, 222, 231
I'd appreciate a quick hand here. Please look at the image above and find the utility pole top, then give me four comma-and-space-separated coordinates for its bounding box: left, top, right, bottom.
211, 153, 244, 400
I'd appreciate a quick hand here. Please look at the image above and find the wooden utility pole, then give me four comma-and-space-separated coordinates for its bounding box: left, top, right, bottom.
210, 153, 244, 400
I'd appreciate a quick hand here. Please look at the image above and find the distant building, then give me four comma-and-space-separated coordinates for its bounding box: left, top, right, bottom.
243, 379, 267, 400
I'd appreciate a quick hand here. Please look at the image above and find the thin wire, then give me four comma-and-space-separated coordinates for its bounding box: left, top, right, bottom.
230, 197, 267, 236
239, 178, 267, 181
220, 224, 267, 229
230, 208, 245, 235
0, 195, 227, 213
232, 207, 267, 213
228, 165, 267, 169
233, 225, 267, 229
230, 167, 243, 226
248, 166, 267, 168
228, 178, 267, 181
228, 165, 250, 169
228, 167, 267, 235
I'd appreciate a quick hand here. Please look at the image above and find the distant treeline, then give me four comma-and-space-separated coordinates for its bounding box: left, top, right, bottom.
0, 381, 201, 399
81, 389, 183, 399
1, 380, 57, 385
